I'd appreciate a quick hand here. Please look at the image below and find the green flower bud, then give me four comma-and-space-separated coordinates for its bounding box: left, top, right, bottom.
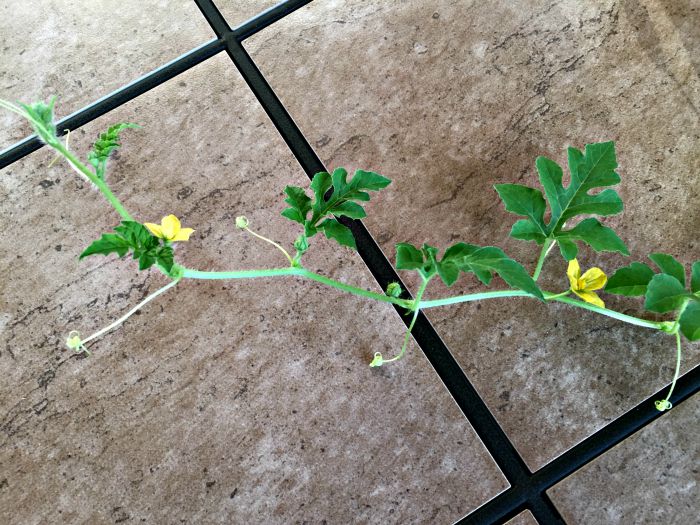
294, 234, 309, 253
385, 282, 402, 298
235, 216, 249, 229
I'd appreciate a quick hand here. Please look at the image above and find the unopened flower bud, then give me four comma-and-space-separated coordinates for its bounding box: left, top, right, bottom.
235, 216, 249, 229
385, 282, 402, 298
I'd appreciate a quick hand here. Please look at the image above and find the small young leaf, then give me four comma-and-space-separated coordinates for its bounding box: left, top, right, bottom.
79, 233, 130, 259
644, 274, 690, 313
679, 301, 700, 341
691, 261, 700, 294
317, 219, 356, 249
19, 98, 58, 144
649, 253, 686, 287
87, 123, 139, 180
395, 243, 424, 270
558, 218, 629, 257
605, 262, 655, 296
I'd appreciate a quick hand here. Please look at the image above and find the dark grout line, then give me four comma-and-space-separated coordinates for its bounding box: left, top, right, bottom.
230, 0, 314, 41
0, 39, 224, 168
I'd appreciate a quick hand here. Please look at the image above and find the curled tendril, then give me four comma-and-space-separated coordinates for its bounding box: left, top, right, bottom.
655, 399, 672, 411
369, 352, 384, 367
65, 330, 90, 356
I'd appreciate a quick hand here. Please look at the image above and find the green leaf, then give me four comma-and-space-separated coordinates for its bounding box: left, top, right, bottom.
557, 239, 579, 261
691, 262, 700, 294
649, 253, 685, 287
498, 141, 624, 259
395, 243, 424, 270
510, 219, 547, 243
156, 246, 174, 273
80, 221, 164, 272
281, 186, 312, 224
317, 218, 356, 249
644, 274, 690, 313
493, 184, 547, 235
439, 242, 543, 299
79, 233, 130, 259
605, 262, 655, 296
19, 98, 58, 144
679, 302, 700, 341
87, 123, 139, 180
281, 168, 391, 250
558, 218, 629, 257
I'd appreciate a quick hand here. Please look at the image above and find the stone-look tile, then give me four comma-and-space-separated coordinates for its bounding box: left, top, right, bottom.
506, 510, 538, 525
216, 0, 285, 27
0, 0, 214, 148
246, 0, 700, 469
0, 55, 508, 523
549, 393, 700, 524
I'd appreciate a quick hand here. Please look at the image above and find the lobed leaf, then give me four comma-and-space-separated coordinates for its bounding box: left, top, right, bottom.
395, 243, 424, 270
280, 168, 391, 250
496, 141, 627, 260
79, 233, 130, 259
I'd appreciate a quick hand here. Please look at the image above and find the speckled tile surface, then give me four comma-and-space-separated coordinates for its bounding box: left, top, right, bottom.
246, 0, 700, 470
0, 0, 214, 148
506, 510, 538, 525
0, 54, 509, 523
215, 0, 285, 27
549, 392, 700, 524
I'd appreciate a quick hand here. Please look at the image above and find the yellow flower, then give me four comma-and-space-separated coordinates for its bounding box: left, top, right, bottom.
567, 258, 607, 308
144, 214, 194, 242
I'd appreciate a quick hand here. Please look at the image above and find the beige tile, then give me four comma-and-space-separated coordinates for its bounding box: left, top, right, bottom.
246, 0, 700, 469
0, 55, 508, 523
506, 510, 538, 525
216, 0, 285, 27
549, 393, 700, 524
0, 0, 214, 148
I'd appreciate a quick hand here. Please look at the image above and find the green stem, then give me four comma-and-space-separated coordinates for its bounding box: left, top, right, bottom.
181, 266, 413, 309
380, 276, 431, 364
532, 238, 555, 281
53, 142, 134, 221
420, 289, 665, 330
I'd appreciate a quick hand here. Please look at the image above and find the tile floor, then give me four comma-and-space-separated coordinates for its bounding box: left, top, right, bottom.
1, 1, 698, 523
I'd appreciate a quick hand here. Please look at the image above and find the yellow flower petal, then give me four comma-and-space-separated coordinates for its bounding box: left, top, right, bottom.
171, 227, 195, 242
160, 215, 181, 240
144, 222, 164, 238
567, 259, 581, 289
573, 289, 605, 308
580, 267, 607, 291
